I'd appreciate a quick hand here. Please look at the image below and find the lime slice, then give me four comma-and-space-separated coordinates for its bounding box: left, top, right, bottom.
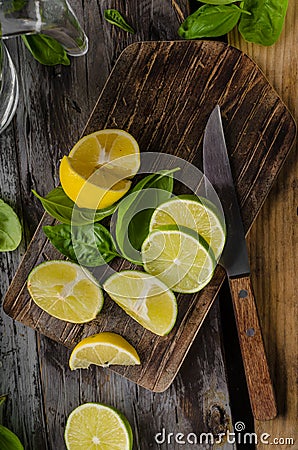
64, 402, 133, 450
149, 195, 226, 260
27, 261, 103, 323
141, 225, 216, 293
103, 271, 177, 336
69, 332, 140, 370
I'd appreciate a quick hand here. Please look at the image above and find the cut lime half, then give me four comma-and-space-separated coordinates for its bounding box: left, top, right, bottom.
150, 195, 226, 260
65, 402, 133, 450
142, 225, 216, 293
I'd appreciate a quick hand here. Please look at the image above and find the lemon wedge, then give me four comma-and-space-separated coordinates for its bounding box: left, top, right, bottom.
103, 271, 177, 336
27, 260, 103, 323
69, 332, 140, 370
60, 129, 140, 209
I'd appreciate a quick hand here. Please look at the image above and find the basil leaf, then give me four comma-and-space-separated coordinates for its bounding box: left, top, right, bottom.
238, 0, 288, 46
178, 4, 249, 39
21, 34, 70, 66
0, 394, 7, 407
104, 9, 135, 34
33, 187, 116, 225
43, 223, 118, 267
115, 169, 179, 263
11, 0, 26, 11
0, 424, 24, 450
0, 199, 22, 252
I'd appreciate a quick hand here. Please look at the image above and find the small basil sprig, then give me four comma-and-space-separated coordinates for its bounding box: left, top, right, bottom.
21, 34, 70, 66
33, 187, 116, 225
0, 425, 24, 450
44, 223, 119, 267
0, 395, 24, 450
238, 0, 289, 46
104, 9, 135, 34
179, 0, 288, 46
0, 199, 22, 252
114, 169, 179, 263
178, 4, 250, 39
10, 0, 26, 11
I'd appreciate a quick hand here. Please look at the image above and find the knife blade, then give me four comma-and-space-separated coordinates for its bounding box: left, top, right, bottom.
203, 105, 277, 421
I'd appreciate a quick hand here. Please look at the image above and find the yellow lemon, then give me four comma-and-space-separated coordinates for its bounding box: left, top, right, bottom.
60, 129, 140, 210
27, 260, 104, 323
69, 332, 140, 370
103, 271, 178, 336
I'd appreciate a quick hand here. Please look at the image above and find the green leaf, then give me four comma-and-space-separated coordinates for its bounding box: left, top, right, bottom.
238, 0, 288, 46
178, 4, 249, 39
0, 394, 7, 407
33, 187, 116, 225
0, 424, 24, 450
104, 9, 135, 34
21, 34, 70, 66
11, 0, 26, 11
43, 223, 118, 267
0, 199, 22, 252
115, 169, 179, 263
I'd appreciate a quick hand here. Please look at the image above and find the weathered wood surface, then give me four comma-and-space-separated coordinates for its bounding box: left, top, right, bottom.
0, 1, 237, 449
228, 2, 298, 447
3, 40, 296, 395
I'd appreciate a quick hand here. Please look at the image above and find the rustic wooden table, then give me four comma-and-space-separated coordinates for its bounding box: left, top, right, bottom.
0, 1, 296, 449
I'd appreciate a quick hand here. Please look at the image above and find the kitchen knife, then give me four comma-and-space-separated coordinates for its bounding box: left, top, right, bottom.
203, 105, 277, 421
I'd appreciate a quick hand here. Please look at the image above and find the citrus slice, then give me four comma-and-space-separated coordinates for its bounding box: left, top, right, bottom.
64, 403, 133, 450
150, 196, 226, 260
103, 271, 177, 336
60, 129, 140, 210
27, 261, 103, 323
69, 332, 140, 370
141, 226, 216, 293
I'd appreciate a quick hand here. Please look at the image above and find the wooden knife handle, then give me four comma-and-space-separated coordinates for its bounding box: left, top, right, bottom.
229, 275, 277, 421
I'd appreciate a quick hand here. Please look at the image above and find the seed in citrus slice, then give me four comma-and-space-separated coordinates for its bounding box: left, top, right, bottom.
69, 332, 140, 370
27, 261, 103, 323
64, 402, 133, 450
150, 196, 226, 260
60, 129, 140, 210
103, 271, 177, 336
142, 225, 216, 293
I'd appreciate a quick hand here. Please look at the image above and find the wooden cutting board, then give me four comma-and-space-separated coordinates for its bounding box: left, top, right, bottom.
3, 41, 296, 392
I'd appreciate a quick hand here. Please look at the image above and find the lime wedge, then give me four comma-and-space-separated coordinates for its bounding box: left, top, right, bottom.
27, 260, 103, 323
142, 225, 216, 293
103, 271, 177, 336
69, 332, 140, 370
150, 195, 226, 260
65, 402, 133, 450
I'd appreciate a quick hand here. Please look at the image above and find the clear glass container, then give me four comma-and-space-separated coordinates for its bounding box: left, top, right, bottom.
0, 41, 19, 134
0, 0, 88, 56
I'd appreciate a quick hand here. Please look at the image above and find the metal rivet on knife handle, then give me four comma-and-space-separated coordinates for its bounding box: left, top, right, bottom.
239, 289, 248, 298
246, 328, 255, 337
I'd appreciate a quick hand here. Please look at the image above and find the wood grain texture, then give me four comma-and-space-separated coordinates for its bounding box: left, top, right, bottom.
1, 2, 236, 450
229, 276, 277, 421
3, 40, 296, 395
228, 0, 298, 445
